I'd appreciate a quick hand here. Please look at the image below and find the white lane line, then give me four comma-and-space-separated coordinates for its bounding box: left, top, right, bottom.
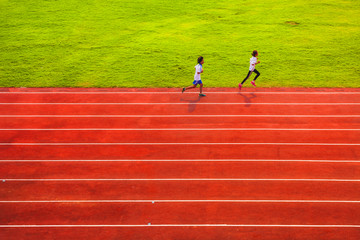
1, 224, 360, 228
0, 128, 360, 131
3, 178, 360, 182
1, 200, 359, 203
61, 126, 310, 131
0, 115, 359, 118
1, 159, 359, 163
0, 128, 359, 131
0, 143, 359, 146
1, 103, 360, 105
1, 91, 360, 94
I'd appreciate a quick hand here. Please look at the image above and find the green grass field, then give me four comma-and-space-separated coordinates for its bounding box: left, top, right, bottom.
1, 0, 359, 88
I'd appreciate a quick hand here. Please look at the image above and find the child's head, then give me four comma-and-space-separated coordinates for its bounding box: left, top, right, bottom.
252, 50, 258, 57
198, 56, 204, 64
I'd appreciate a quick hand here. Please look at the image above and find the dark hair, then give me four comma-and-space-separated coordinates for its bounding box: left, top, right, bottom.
252, 50, 258, 57
197, 56, 203, 64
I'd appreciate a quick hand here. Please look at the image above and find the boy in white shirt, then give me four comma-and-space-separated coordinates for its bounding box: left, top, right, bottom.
182, 56, 206, 97
239, 50, 261, 90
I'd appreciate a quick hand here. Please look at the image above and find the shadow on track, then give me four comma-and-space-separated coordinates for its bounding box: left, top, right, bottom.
237, 92, 257, 107
180, 96, 201, 113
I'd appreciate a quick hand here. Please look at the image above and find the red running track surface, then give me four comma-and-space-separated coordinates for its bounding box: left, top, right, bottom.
0, 88, 360, 240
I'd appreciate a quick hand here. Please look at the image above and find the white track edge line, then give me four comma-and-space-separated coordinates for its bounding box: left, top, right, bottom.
1, 91, 360, 94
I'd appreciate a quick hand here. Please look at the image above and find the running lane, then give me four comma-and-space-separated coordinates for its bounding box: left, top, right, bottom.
1, 180, 360, 201
1, 91, 360, 103
1, 202, 360, 225
2, 161, 360, 179
1, 129, 360, 143
0, 104, 358, 115
1, 227, 359, 240
0, 144, 359, 160
1, 116, 359, 129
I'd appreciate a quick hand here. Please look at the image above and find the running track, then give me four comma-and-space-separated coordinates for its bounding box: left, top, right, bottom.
0, 88, 360, 240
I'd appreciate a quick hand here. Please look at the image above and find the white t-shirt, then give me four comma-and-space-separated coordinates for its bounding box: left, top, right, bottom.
194, 64, 203, 80
249, 57, 257, 71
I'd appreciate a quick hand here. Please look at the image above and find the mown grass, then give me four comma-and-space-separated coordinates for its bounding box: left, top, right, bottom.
1, 0, 359, 88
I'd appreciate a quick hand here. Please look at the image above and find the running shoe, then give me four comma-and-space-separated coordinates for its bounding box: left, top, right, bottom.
251, 81, 256, 87
182, 87, 185, 93
238, 83, 242, 90
199, 93, 206, 97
